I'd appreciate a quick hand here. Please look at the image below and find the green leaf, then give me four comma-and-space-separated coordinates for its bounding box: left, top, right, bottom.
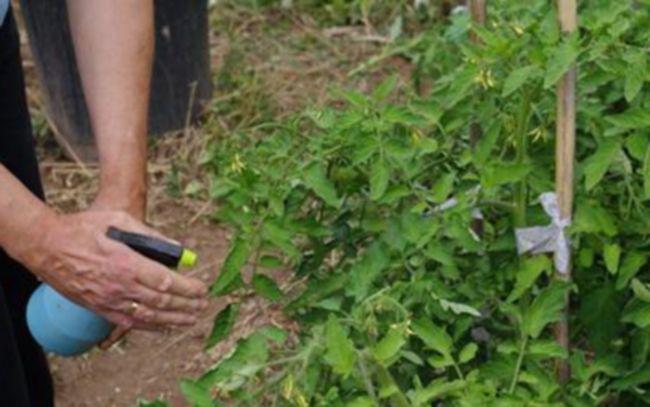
347, 242, 389, 300
411, 318, 453, 357
625, 50, 647, 102
458, 343, 478, 364
408, 379, 465, 406
372, 326, 406, 362
644, 146, 650, 200
324, 315, 357, 376
211, 238, 250, 296
252, 274, 283, 302
370, 158, 390, 201
258, 326, 288, 343
544, 34, 579, 89
616, 251, 648, 290
205, 303, 239, 350
372, 75, 399, 102
582, 140, 620, 191
528, 340, 568, 359
622, 300, 650, 329
507, 256, 551, 302
199, 333, 269, 390
180, 379, 213, 407
481, 162, 533, 188
626, 134, 649, 161
632, 328, 650, 371
604, 244, 621, 275
303, 162, 341, 208
579, 282, 622, 355
607, 108, 650, 130
259, 255, 283, 268
430, 172, 455, 203
612, 363, 650, 390
522, 282, 570, 339
503, 66, 539, 97
473, 122, 501, 167
632, 279, 650, 302
346, 397, 374, 407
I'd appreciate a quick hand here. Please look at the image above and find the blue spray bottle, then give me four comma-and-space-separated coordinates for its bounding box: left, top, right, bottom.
26, 227, 197, 356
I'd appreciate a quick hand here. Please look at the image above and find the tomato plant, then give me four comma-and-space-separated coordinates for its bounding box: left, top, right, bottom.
172, 0, 650, 405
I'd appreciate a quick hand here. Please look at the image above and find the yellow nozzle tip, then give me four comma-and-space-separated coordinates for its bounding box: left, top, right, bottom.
180, 249, 198, 268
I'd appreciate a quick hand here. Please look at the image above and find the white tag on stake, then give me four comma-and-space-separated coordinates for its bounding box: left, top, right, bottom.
515, 193, 571, 274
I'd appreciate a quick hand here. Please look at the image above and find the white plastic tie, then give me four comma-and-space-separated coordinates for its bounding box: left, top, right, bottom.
515, 192, 571, 274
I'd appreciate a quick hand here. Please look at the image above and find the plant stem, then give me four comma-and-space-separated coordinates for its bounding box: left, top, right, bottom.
513, 90, 533, 228
509, 336, 529, 394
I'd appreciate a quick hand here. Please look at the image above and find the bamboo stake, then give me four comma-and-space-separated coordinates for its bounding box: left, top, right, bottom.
469, 0, 487, 44
469, 0, 487, 235
554, 0, 577, 384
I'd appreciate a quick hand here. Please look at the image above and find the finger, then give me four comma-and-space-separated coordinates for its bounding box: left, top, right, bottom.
134, 261, 207, 298
129, 285, 209, 313
101, 237, 207, 298
131, 304, 198, 328
99, 326, 130, 350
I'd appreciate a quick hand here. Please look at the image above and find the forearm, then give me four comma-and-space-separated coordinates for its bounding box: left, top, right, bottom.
67, 0, 154, 217
0, 164, 54, 261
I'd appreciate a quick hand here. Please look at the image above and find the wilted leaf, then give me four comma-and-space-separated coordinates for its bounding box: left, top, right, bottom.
205, 303, 239, 350
324, 315, 357, 376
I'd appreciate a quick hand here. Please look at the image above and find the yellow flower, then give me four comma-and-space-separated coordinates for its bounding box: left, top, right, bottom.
512, 23, 524, 36
229, 153, 246, 174
475, 69, 496, 90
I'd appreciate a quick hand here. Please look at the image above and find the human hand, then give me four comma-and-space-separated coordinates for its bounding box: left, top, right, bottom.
10, 208, 209, 335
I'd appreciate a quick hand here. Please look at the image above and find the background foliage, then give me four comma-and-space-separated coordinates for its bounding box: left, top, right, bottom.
162, 0, 650, 405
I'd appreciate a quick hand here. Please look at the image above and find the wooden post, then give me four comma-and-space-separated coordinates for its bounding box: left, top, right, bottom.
469, 0, 487, 44
554, 0, 577, 384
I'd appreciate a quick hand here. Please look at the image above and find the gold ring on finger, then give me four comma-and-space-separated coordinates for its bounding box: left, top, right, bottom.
127, 301, 141, 315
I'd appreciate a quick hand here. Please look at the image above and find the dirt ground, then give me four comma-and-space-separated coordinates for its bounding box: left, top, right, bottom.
14, 2, 401, 405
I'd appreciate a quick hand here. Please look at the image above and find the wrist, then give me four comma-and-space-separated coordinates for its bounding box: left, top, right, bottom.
4, 204, 60, 269
93, 183, 147, 220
